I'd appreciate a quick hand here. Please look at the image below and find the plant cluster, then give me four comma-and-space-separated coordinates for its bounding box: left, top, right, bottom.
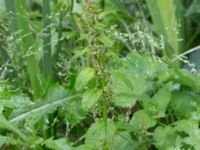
0, 0, 200, 150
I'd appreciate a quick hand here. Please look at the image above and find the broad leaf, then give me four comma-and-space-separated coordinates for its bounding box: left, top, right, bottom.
45, 138, 72, 150
143, 85, 171, 118
85, 119, 116, 149
170, 91, 199, 118
129, 110, 156, 132
75, 68, 95, 91
82, 89, 102, 111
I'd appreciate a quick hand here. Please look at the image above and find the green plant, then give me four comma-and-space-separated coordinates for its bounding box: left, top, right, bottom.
0, 0, 200, 150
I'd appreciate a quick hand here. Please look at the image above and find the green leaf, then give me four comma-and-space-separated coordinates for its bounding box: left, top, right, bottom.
0, 0, 6, 17
64, 99, 86, 125
174, 120, 200, 150
0, 115, 32, 145
0, 135, 6, 148
45, 138, 72, 150
154, 120, 200, 150
99, 35, 113, 47
185, 0, 200, 16
85, 119, 116, 149
126, 52, 167, 78
75, 68, 95, 91
170, 91, 199, 118
110, 69, 152, 108
9, 94, 81, 123
109, 52, 169, 108
143, 85, 171, 118
154, 126, 177, 150
129, 110, 156, 132
111, 131, 134, 150
82, 89, 102, 111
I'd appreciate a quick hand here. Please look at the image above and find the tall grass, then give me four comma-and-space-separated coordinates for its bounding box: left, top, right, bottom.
4, 0, 43, 99
42, 0, 52, 77
146, 0, 185, 58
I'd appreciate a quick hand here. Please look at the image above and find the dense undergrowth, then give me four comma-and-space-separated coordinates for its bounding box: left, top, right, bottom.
0, 0, 200, 150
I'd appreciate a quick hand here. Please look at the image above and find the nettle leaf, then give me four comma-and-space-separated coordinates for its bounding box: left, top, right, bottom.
64, 99, 86, 125
129, 110, 156, 132
75, 68, 95, 91
45, 138, 72, 150
125, 52, 167, 78
170, 91, 199, 118
143, 85, 171, 118
110, 52, 168, 108
82, 89, 102, 111
111, 131, 134, 150
154, 120, 200, 150
74, 145, 94, 150
173, 120, 200, 149
84, 119, 116, 149
110, 69, 152, 108
154, 126, 178, 150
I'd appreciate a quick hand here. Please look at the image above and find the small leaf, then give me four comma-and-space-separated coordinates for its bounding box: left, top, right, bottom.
99, 35, 113, 47
82, 89, 102, 111
75, 68, 95, 91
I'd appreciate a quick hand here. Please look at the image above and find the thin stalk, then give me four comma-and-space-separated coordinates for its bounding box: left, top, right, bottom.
0, 44, 9, 64
54, 9, 63, 62
42, 0, 52, 76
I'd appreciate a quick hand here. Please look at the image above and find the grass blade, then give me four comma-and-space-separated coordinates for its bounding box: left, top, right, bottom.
42, 0, 52, 76
9, 94, 81, 123
5, 0, 43, 99
146, 0, 185, 58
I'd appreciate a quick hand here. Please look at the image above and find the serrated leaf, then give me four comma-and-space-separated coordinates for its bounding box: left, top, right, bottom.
170, 92, 199, 118
143, 85, 171, 118
129, 110, 156, 131
111, 131, 134, 150
110, 69, 152, 108
45, 138, 72, 150
64, 99, 86, 125
154, 120, 200, 150
154, 126, 177, 150
82, 89, 102, 111
75, 68, 95, 91
85, 119, 116, 149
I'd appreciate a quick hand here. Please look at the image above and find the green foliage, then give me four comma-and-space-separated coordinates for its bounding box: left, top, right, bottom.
75, 68, 95, 91
0, 0, 200, 150
82, 88, 102, 111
